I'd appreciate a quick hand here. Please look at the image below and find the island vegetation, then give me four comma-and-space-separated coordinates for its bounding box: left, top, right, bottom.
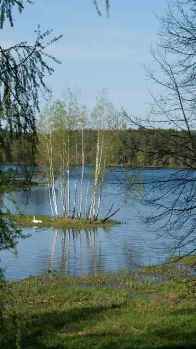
5, 214, 120, 229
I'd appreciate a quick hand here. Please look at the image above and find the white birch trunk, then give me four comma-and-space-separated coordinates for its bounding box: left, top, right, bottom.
79, 128, 85, 217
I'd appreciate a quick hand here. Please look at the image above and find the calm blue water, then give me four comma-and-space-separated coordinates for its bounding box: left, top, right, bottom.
0, 167, 195, 280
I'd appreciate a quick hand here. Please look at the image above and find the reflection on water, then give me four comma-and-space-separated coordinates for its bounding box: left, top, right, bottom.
48, 229, 99, 274
48, 229, 109, 275
1, 167, 195, 280
0, 226, 145, 280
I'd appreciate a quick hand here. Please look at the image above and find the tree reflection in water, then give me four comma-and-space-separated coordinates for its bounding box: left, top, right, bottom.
48, 228, 102, 275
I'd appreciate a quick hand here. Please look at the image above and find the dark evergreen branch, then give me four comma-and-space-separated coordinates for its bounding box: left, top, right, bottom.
0, 0, 31, 28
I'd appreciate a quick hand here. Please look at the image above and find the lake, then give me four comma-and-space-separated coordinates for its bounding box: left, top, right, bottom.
0, 166, 195, 280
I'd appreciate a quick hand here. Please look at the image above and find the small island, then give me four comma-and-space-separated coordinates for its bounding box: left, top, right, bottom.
8, 214, 120, 229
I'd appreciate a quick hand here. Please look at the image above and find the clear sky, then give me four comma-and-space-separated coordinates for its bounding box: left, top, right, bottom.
2, 0, 167, 116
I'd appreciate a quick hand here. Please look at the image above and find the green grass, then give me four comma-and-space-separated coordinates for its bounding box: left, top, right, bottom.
169, 255, 196, 267
6, 214, 120, 229
1, 271, 196, 349
140, 255, 196, 280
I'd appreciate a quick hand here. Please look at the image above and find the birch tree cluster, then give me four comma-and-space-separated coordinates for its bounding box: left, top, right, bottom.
46, 128, 107, 221
41, 104, 107, 221
37, 90, 125, 221
38, 91, 127, 168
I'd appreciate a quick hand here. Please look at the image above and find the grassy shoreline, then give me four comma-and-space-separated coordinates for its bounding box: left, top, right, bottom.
1, 259, 196, 349
7, 214, 120, 229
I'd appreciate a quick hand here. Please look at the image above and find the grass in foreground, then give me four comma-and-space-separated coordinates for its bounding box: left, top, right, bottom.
1, 269, 196, 349
6, 214, 119, 229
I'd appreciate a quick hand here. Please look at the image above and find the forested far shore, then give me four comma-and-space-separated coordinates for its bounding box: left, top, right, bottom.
1, 128, 196, 169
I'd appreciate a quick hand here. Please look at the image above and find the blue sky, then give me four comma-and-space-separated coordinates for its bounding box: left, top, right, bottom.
2, 0, 167, 116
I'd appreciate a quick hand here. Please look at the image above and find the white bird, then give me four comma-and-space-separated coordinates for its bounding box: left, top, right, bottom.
32, 215, 42, 224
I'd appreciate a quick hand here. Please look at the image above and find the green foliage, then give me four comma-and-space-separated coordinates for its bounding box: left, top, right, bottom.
35, 94, 196, 169
39, 92, 87, 133
35, 127, 193, 168
0, 213, 22, 251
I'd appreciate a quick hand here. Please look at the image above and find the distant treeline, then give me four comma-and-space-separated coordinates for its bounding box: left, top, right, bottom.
1, 128, 194, 168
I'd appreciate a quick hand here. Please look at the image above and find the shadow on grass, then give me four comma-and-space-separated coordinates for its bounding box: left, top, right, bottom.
3, 301, 196, 349
23, 306, 196, 349
20, 302, 124, 349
